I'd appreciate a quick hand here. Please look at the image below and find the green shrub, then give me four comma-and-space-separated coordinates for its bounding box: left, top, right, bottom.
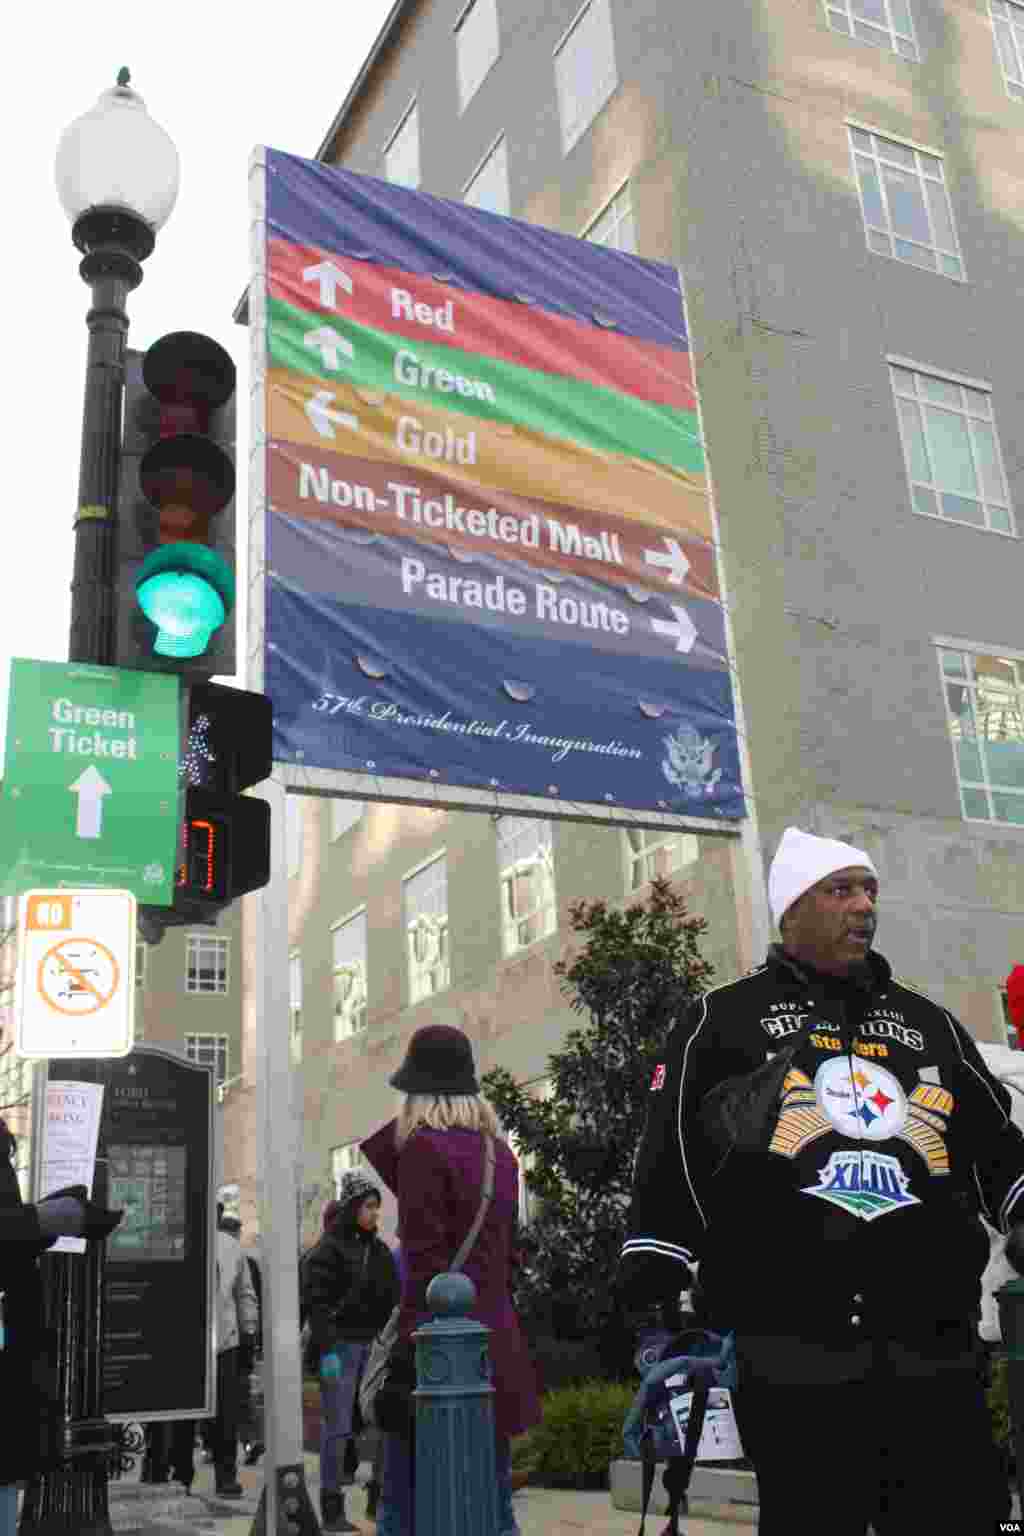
989, 1354, 1011, 1452
513, 1380, 636, 1490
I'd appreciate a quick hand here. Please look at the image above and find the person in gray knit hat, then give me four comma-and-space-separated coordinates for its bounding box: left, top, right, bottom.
300, 1168, 398, 1531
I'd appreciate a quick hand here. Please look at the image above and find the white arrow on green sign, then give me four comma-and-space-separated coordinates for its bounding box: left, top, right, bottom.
0, 659, 181, 905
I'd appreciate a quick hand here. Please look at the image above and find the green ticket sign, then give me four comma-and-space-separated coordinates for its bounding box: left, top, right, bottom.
0, 660, 180, 905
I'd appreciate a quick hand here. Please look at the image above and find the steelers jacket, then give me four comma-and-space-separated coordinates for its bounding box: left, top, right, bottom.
620, 945, 1024, 1344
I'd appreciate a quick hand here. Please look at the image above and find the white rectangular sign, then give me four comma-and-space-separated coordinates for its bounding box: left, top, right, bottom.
15, 888, 136, 1059
40, 1080, 105, 1254
665, 1383, 744, 1462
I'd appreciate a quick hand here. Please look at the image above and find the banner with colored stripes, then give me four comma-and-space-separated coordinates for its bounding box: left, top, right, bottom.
256, 146, 745, 819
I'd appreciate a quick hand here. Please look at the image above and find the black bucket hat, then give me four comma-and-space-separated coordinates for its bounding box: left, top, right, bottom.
389, 1024, 480, 1096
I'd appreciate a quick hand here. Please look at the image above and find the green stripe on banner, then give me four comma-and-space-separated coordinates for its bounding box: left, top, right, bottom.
266, 294, 705, 476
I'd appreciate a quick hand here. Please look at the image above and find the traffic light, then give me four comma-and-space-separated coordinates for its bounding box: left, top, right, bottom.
116, 331, 236, 676
139, 683, 272, 945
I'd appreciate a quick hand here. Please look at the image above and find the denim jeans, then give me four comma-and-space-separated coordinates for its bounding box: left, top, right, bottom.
376, 1429, 518, 1535
0, 1486, 16, 1536
319, 1340, 370, 1492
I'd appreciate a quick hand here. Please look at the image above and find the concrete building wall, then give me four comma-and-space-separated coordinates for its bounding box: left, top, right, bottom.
254, 798, 741, 1246
231, 0, 1024, 1236
318, 0, 1024, 1044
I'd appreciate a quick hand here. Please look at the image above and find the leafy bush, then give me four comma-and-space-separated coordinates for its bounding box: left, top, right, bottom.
512, 1380, 636, 1490
528, 1333, 609, 1395
484, 880, 713, 1359
988, 1353, 1011, 1452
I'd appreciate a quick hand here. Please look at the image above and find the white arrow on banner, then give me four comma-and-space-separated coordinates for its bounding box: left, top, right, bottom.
304, 327, 354, 372
651, 606, 698, 654
305, 390, 360, 440
643, 537, 690, 586
69, 766, 112, 840
302, 260, 353, 310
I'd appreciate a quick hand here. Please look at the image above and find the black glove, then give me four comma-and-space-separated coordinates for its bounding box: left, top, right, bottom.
1006, 1223, 1024, 1275
615, 1252, 695, 1326
37, 1189, 123, 1242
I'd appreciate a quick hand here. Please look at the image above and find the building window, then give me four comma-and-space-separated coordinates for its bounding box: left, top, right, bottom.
185, 934, 229, 995
625, 828, 699, 892
891, 366, 1013, 534
404, 856, 450, 1004
185, 1033, 229, 1086
849, 128, 963, 279
332, 910, 368, 1041
456, 0, 500, 111
385, 102, 420, 189
136, 941, 147, 989
331, 799, 364, 841
554, 0, 617, 155
585, 182, 636, 253
331, 1141, 367, 1195
507, 1079, 551, 1228
289, 952, 303, 1065
991, 1, 1024, 99
498, 817, 556, 955
826, 0, 918, 59
940, 646, 1024, 824
464, 135, 510, 216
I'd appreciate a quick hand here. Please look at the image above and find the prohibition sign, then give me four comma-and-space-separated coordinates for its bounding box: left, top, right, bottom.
38, 937, 121, 1017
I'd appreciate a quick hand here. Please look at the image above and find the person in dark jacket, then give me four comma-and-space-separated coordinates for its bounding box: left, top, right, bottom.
618, 826, 1023, 1534
300, 1171, 398, 1533
362, 1024, 541, 1536
0, 1118, 122, 1536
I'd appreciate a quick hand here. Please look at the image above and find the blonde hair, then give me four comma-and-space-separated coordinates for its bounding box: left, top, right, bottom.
395, 1092, 501, 1148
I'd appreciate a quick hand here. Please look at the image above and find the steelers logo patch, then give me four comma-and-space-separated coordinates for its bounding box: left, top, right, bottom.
813, 1058, 908, 1141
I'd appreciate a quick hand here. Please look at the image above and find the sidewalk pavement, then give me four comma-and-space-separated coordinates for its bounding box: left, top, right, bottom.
112, 1451, 757, 1535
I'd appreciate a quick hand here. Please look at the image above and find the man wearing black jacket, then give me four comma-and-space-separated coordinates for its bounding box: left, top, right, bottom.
300, 1172, 398, 1533
619, 826, 1021, 1533
0, 1119, 122, 1533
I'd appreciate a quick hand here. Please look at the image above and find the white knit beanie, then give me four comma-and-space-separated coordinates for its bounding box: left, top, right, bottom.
767, 827, 877, 928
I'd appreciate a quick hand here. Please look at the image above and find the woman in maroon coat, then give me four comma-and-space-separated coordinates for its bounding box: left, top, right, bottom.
361, 1024, 540, 1536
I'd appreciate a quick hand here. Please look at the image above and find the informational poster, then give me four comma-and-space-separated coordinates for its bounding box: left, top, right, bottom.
46, 1047, 214, 1421
252, 147, 746, 821
108, 1144, 188, 1262
40, 1079, 104, 1255
665, 1384, 745, 1462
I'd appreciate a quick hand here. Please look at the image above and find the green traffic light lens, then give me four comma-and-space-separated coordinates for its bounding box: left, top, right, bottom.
135, 543, 235, 659
138, 571, 227, 657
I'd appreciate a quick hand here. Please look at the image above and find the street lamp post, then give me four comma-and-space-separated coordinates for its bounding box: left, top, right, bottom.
55, 66, 180, 665
19, 72, 179, 1535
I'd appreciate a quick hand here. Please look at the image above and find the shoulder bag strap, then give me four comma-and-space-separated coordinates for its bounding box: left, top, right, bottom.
451, 1133, 496, 1272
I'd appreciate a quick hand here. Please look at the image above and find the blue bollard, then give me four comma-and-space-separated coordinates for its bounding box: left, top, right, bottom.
413, 1272, 501, 1536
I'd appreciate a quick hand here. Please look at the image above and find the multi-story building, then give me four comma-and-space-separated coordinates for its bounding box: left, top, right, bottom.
0, 902, 243, 1198
136, 907, 244, 1092
235, 797, 744, 1239
235, 0, 1024, 1231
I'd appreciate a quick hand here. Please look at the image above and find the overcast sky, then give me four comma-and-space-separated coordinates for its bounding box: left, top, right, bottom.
0, 1, 392, 763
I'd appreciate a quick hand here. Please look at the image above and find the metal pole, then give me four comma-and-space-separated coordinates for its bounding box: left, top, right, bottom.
20, 216, 146, 1536
249, 776, 320, 1535
68, 270, 134, 662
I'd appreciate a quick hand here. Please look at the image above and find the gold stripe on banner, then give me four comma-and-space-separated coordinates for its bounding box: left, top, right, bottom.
265, 368, 714, 543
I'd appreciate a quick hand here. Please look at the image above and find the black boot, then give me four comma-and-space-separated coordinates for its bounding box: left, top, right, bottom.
365, 1478, 381, 1519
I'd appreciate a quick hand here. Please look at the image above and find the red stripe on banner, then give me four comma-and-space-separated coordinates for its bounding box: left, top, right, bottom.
268, 236, 695, 413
